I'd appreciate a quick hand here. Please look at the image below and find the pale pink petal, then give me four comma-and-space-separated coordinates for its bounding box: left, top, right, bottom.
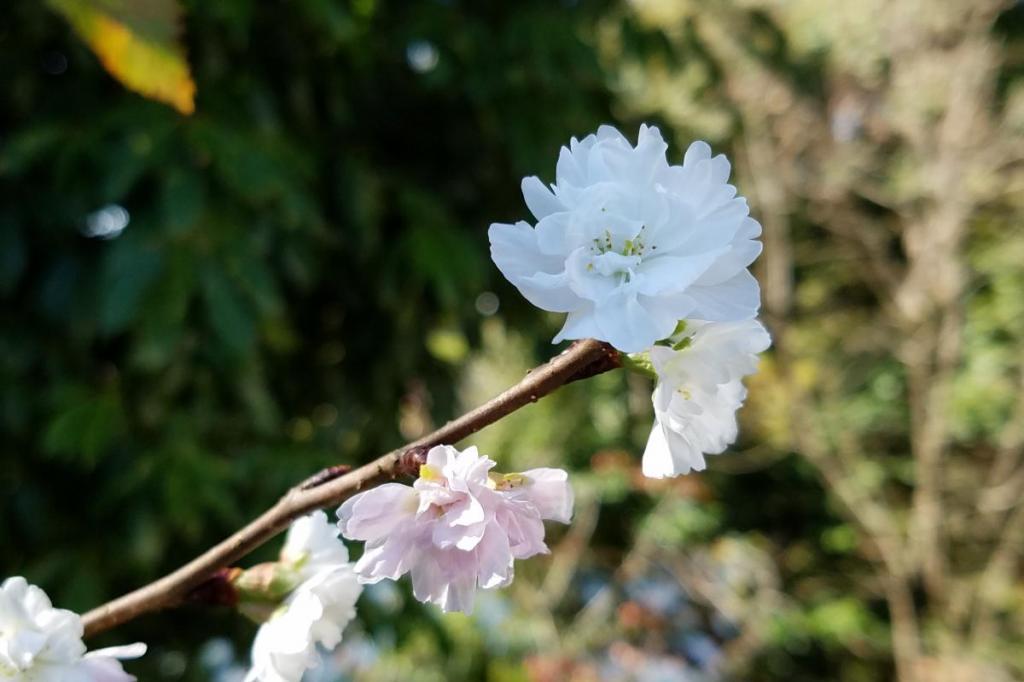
475, 526, 514, 589
515, 468, 574, 523
337, 484, 417, 541
497, 505, 549, 559
338, 445, 574, 615
353, 534, 419, 583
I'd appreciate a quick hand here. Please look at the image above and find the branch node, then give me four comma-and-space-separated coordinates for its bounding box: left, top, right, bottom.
296, 464, 353, 491
184, 567, 242, 608
395, 446, 430, 478
565, 341, 621, 384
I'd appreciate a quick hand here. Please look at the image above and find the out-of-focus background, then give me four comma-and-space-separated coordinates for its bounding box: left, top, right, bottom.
3, 1, 1024, 680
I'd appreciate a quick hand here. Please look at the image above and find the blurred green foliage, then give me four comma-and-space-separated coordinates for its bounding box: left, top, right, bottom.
3, 1, 1024, 681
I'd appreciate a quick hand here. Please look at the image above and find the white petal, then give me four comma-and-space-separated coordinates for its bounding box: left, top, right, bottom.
84, 644, 147, 661
409, 551, 448, 608
693, 241, 762, 287
77, 656, 137, 682
556, 144, 587, 188
593, 292, 676, 353
551, 307, 601, 344
282, 511, 349, 571
596, 124, 629, 144
685, 199, 750, 246
686, 270, 761, 321
488, 221, 581, 313
564, 247, 620, 302
534, 211, 571, 255
683, 140, 712, 167
521, 176, 565, 220
634, 250, 724, 297
440, 572, 477, 614
499, 506, 549, 559
641, 422, 676, 479
709, 154, 731, 184
643, 416, 707, 478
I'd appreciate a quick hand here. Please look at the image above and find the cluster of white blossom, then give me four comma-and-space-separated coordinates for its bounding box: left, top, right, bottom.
6, 123, 771, 682
643, 319, 770, 477
0, 576, 145, 681
244, 511, 361, 682
490, 124, 770, 478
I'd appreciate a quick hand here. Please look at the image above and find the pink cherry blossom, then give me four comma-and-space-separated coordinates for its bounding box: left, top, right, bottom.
337, 445, 573, 614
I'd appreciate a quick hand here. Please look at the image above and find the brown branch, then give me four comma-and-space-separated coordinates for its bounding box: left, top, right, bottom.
81, 339, 619, 638
295, 464, 352, 491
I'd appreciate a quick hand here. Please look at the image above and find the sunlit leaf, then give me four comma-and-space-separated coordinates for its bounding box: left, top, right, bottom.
47, 0, 196, 114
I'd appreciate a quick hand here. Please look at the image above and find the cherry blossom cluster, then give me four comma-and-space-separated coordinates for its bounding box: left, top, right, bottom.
4, 123, 771, 682
233, 446, 572, 680
489, 124, 770, 477
338, 444, 572, 614
242, 511, 362, 682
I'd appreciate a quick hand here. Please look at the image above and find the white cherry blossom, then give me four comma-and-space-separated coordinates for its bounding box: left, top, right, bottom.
489, 124, 762, 353
245, 512, 361, 682
0, 576, 145, 681
643, 319, 771, 478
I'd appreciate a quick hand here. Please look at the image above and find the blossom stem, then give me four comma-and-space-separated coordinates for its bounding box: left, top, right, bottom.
80, 339, 618, 638
619, 352, 658, 380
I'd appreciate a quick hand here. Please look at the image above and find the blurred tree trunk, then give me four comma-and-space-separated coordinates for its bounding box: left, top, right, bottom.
606, 0, 1024, 679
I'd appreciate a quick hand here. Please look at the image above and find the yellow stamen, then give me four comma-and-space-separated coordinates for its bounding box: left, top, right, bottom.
419, 464, 442, 482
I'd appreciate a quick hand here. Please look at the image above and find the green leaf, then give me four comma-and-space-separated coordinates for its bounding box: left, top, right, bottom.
201, 265, 256, 355
808, 597, 876, 646
400, 190, 483, 306
234, 253, 283, 316
97, 233, 165, 335
159, 170, 206, 235
0, 126, 65, 175
0, 217, 26, 296
131, 247, 196, 368
43, 387, 126, 465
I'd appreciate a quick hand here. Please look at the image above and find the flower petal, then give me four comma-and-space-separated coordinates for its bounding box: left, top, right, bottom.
522, 176, 565, 221
686, 269, 761, 321
337, 484, 417, 542
517, 468, 574, 523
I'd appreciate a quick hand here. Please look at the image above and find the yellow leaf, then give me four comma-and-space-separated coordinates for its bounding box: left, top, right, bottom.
47, 0, 196, 115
